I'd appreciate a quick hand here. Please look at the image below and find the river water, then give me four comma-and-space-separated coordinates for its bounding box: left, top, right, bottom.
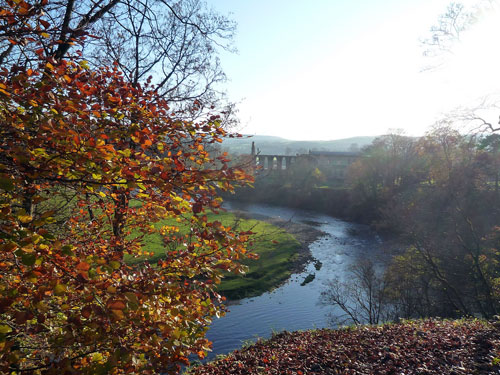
205, 202, 383, 360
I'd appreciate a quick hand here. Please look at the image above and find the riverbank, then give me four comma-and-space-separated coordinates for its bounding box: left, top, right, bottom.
218, 210, 325, 300
189, 319, 500, 374
129, 207, 324, 301
231, 210, 325, 276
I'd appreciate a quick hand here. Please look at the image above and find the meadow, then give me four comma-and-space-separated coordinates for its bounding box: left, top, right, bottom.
126, 210, 302, 299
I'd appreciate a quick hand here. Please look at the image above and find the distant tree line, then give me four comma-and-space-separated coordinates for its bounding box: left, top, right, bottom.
335, 128, 500, 321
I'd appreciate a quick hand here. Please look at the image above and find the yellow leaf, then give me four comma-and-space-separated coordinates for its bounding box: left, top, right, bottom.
111, 309, 125, 320
22, 244, 34, 253
54, 284, 66, 296
79, 60, 89, 69
18, 214, 32, 223
172, 329, 181, 339
121, 149, 131, 158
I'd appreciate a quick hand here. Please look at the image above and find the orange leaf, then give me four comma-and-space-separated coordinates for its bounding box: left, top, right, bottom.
107, 300, 126, 310
76, 262, 90, 271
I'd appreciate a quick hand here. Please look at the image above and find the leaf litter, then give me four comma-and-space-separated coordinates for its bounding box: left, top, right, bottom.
189, 319, 500, 374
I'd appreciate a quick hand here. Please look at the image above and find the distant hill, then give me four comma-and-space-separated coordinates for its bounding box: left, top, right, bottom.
221, 135, 378, 155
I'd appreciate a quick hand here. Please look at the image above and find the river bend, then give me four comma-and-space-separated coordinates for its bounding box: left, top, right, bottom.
206, 202, 383, 359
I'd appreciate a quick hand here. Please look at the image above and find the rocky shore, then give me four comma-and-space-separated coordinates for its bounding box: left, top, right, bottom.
231, 210, 325, 277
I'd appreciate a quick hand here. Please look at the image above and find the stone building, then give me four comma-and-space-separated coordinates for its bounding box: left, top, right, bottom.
251, 146, 359, 181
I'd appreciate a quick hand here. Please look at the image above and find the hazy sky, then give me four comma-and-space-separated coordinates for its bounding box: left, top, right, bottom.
211, 0, 500, 140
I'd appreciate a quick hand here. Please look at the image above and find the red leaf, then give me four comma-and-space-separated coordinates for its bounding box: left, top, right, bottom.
39, 19, 50, 28
174, 159, 185, 172
192, 202, 202, 214
81, 305, 92, 319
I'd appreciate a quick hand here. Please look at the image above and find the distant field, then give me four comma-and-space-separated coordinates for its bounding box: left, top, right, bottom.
127, 211, 301, 300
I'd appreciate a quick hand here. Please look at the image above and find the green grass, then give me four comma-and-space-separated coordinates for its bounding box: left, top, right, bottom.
36, 188, 301, 300
216, 217, 301, 299
38, 193, 301, 300
126, 211, 302, 300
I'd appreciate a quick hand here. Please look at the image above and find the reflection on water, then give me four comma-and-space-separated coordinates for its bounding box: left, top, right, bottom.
205, 202, 382, 359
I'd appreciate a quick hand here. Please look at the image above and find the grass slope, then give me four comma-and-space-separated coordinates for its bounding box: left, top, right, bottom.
217, 218, 301, 300
189, 319, 500, 375
42, 194, 304, 298
127, 211, 302, 300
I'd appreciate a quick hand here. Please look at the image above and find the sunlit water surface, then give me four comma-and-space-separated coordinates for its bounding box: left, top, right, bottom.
205, 202, 383, 359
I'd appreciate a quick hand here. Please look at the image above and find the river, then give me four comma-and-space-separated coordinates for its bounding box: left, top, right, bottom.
205, 202, 384, 360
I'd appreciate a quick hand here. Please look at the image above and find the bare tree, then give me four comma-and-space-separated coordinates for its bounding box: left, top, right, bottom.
320, 258, 390, 326
437, 97, 500, 134
87, 0, 235, 106
419, 1, 500, 141
421, 0, 497, 71
0, 1, 122, 66
422, 3, 474, 57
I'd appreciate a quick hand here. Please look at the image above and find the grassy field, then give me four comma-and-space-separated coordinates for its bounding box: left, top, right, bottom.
215, 215, 302, 300
127, 211, 302, 300
40, 193, 301, 299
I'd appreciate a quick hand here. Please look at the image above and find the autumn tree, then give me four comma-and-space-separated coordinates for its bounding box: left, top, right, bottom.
343, 123, 500, 319
394, 128, 499, 317
0, 0, 236, 117
347, 132, 425, 226
353, 127, 500, 319
0, 1, 251, 373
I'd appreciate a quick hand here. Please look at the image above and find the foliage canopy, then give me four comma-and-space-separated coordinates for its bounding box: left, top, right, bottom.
0, 1, 251, 373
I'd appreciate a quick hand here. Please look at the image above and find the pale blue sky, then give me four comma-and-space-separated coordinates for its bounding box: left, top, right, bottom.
211, 0, 500, 140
